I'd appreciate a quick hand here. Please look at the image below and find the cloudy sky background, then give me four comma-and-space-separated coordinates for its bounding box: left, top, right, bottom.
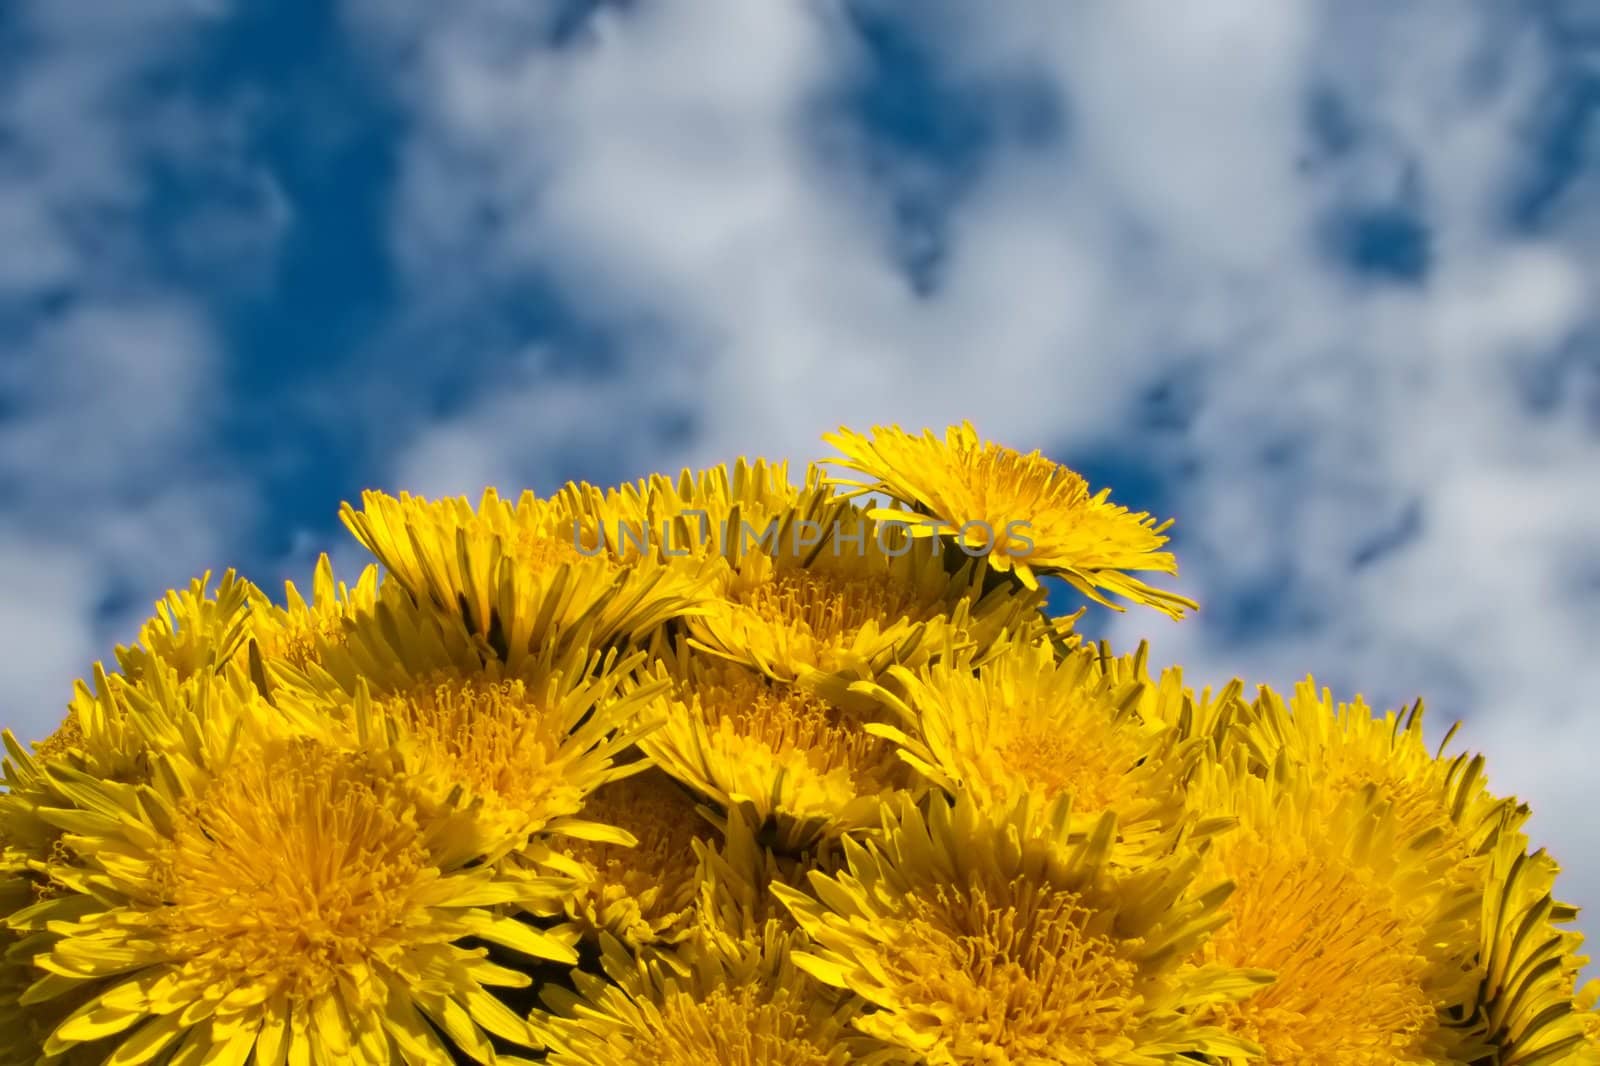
2, 0, 1597, 947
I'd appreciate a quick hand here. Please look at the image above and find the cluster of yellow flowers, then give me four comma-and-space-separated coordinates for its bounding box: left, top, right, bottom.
1, 421, 1596, 1065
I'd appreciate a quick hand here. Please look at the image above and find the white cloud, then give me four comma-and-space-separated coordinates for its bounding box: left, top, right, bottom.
351, 0, 1600, 954
0, 538, 99, 727
0, 1, 275, 742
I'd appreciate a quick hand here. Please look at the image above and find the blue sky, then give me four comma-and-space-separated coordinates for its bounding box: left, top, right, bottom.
1, 0, 1597, 942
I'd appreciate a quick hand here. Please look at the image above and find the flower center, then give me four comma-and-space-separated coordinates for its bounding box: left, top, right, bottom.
653, 984, 845, 1066
384, 675, 581, 841
700, 668, 903, 792
156, 740, 433, 1005
1327, 762, 1453, 850
994, 698, 1149, 811
880, 880, 1139, 1063
742, 569, 915, 648
509, 526, 592, 573
562, 771, 710, 924
955, 445, 1089, 535
1205, 829, 1439, 1064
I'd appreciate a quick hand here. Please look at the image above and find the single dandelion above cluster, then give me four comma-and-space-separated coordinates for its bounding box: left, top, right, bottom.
1, 420, 1595, 1065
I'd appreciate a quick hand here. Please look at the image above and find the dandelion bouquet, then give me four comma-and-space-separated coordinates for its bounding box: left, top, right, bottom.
2, 422, 1596, 1065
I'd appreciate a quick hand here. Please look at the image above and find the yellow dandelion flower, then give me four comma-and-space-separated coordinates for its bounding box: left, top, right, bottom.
244, 552, 380, 675
1191, 754, 1485, 1065
641, 647, 914, 850
271, 583, 668, 864
0, 656, 248, 872
7, 711, 579, 1065
367, 670, 638, 856
340, 487, 712, 659
14, 618, 287, 837
554, 457, 813, 564
1, 660, 324, 908
346, 486, 588, 580
1470, 837, 1598, 1066
557, 767, 719, 949
823, 421, 1196, 616
534, 924, 892, 1066
1093, 640, 1250, 751
112, 570, 252, 682
3, 669, 193, 1060
687, 501, 1043, 685
861, 637, 1207, 858
8, 668, 140, 804
692, 804, 840, 952
3, 616, 300, 919
773, 792, 1265, 1065
1245, 680, 1522, 896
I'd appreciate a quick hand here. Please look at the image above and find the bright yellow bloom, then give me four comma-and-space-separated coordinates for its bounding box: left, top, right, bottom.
9, 429, 1597, 1064
558, 767, 718, 949
270, 583, 668, 868
861, 637, 1207, 859
5, 688, 575, 1065
112, 570, 253, 683
2, 662, 239, 1063
691, 805, 840, 953
1245, 680, 1522, 899
11, 581, 282, 840
7, 669, 144, 815
687, 500, 1043, 685
823, 421, 1196, 616
554, 458, 817, 564
1093, 640, 1251, 750
244, 552, 380, 677
1471, 838, 1599, 1066
340, 488, 713, 659
533, 924, 893, 1066
641, 646, 914, 850
1191, 754, 1486, 1064
774, 792, 1265, 1064
0, 655, 270, 884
